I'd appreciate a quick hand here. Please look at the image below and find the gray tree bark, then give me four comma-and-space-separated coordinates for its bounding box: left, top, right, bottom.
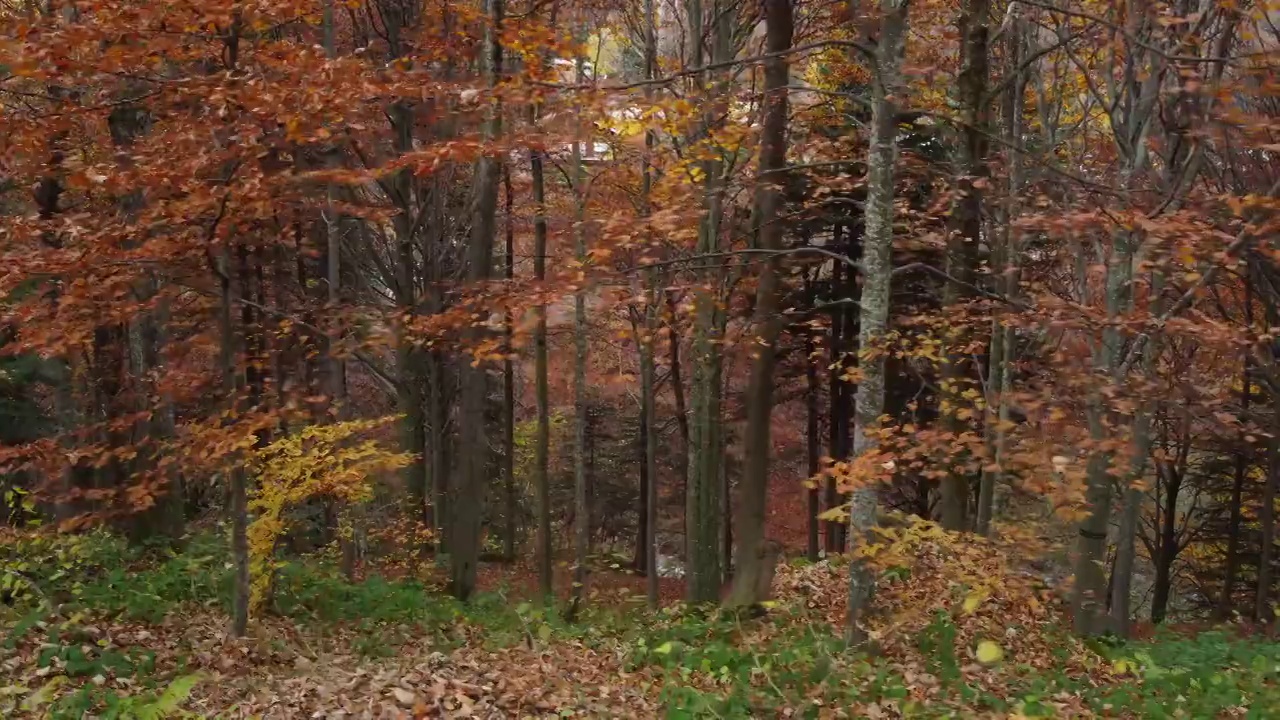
219, 246, 249, 637
568, 28, 590, 619
452, 0, 503, 601
846, 0, 910, 646
1109, 271, 1162, 636
976, 9, 1025, 536
684, 0, 725, 604
1071, 0, 1164, 637
642, 0, 660, 609
502, 166, 517, 562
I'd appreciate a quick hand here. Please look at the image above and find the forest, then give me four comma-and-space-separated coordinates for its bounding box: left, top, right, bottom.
2, 0, 1280, 717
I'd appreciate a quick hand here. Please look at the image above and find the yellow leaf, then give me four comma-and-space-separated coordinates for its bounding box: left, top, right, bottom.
22, 677, 65, 711
817, 506, 847, 522
976, 640, 1003, 664
1113, 659, 1130, 675
962, 592, 983, 614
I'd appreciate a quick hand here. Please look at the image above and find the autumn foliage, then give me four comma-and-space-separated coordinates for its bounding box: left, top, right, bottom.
3, 0, 1280, 715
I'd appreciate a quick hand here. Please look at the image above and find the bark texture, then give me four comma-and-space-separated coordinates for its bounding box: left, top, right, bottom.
846, 0, 910, 645
729, 0, 793, 607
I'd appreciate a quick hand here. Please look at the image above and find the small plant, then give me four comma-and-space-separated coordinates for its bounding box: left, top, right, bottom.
47, 673, 202, 720
0, 529, 132, 607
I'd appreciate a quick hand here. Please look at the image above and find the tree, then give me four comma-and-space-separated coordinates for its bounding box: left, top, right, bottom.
729, 0, 794, 608
453, 0, 505, 601
846, 0, 911, 645
937, 0, 989, 533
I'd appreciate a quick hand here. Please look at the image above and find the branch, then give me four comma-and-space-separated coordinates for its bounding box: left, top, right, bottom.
892, 263, 1031, 309
179, 281, 402, 395
634, 251, 1029, 311
1119, 178, 1280, 375
1010, 0, 1249, 65
536, 40, 877, 92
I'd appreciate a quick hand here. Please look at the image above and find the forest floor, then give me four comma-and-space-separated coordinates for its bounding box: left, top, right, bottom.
3, 527, 1279, 719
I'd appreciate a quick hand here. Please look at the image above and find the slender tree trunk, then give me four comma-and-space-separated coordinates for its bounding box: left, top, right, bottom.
729, 0, 793, 607
846, 0, 910, 645
327, 173, 354, 578
1221, 267, 1253, 618
531, 145, 553, 599
220, 247, 249, 637
502, 165, 517, 562
642, 326, 659, 607
568, 30, 590, 619
722, 438, 732, 580
1110, 271, 1161, 636
427, 351, 450, 553
667, 294, 690, 510
321, 0, 360, 578
635, 391, 651, 571
1150, 463, 1182, 624
1072, 0, 1164, 637
642, 0, 660, 608
1074, 245, 1144, 634
938, 0, 990, 532
806, 315, 821, 562
1257, 385, 1279, 624
453, 0, 503, 601
977, 14, 1025, 535
826, 257, 847, 553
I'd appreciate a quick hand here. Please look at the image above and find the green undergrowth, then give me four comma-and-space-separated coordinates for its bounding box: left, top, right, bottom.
1088, 631, 1280, 719
4, 530, 1280, 718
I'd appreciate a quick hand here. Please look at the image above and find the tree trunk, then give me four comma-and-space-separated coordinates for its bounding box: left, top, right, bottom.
1221, 265, 1253, 618
219, 246, 249, 637
568, 31, 590, 619
1072, 0, 1164, 637
452, 0, 503, 601
684, 0, 731, 603
427, 351, 451, 553
806, 316, 821, 562
1110, 271, 1162, 636
846, 0, 910, 646
1257, 387, 1279, 624
977, 13, 1025, 536
642, 0, 660, 610
1150, 463, 1182, 624
635, 390, 651, 571
938, 0, 990, 532
642, 328, 659, 607
729, 0, 793, 608
502, 165, 517, 562
1073, 242, 1143, 635
531, 145, 553, 599
826, 256, 847, 554
328, 173, 354, 578
667, 294, 690, 511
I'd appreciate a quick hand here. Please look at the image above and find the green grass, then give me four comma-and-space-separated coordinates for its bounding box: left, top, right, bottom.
5, 530, 1279, 718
